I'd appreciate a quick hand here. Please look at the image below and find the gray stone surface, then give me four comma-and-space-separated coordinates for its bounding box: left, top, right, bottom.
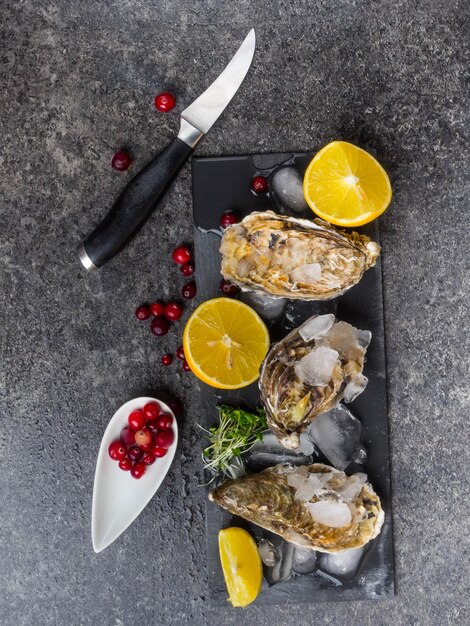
1, 0, 469, 624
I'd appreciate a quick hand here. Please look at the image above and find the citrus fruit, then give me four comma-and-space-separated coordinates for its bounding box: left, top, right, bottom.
183, 297, 269, 389
303, 140, 392, 227
218, 527, 263, 607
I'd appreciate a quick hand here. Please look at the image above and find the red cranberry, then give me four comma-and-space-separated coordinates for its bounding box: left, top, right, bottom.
164, 302, 183, 321
180, 263, 194, 277
128, 409, 146, 431
220, 211, 238, 229
128, 445, 143, 462
139, 442, 153, 453
142, 452, 156, 465
147, 419, 160, 435
134, 427, 153, 447
120, 426, 136, 447
119, 458, 132, 471
154, 92, 176, 112
161, 354, 173, 366
219, 279, 239, 297
172, 246, 191, 265
182, 282, 196, 299
150, 302, 165, 317
182, 359, 191, 372
135, 305, 151, 320
143, 402, 160, 420
156, 414, 173, 429
150, 317, 170, 336
152, 446, 168, 458
155, 429, 174, 449
108, 440, 127, 461
131, 462, 146, 479
251, 175, 268, 194
166, 398, 182, 417
112, 150, 132, 171
176, 346, 185, 361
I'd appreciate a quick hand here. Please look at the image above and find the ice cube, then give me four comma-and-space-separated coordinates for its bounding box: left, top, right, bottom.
246, 431, 315, 472
269, 166, 309, 214
295, 347, 339, 387
299, 314, 336, 342
293, 471, 335, 502
338, 473, 367, 501
306, 500, 352, 527
290, 263, 322, 285
293, 548, 317, 574
319, 546, 365, 577
240, 291, 287, 322
307, 404, 366, 470
343, 373, 368, 403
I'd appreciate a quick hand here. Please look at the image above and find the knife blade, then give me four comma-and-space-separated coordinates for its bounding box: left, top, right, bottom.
79, 29, 256, 271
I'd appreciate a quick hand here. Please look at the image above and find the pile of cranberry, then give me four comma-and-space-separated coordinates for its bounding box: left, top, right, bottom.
108, 402, 175, 479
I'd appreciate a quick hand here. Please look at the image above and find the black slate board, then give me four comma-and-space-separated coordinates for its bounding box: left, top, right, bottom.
191, 152, 395, 605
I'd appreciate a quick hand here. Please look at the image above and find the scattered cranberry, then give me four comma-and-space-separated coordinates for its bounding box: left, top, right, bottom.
182, 282, 196, 299
166, 398, 182, 417
143, 402, 160, 420
176, 346, 185, 361
128, 445, 143, 462
164, 302, 183, 321
172, 246, 191, 265
147, 419, 160, 435
180, 263, 194, 277
119, 458, 133, 471
135, 305, 151, 320
155, 429, 174, 449
108, 440, 127, 461
150, 302, 165, 317
219, 279, 239, 297
112, 150, 132, 171
139, 441, 153, 453
156, 414, 173, 429
128, 409, 146, 431
150, 317, 170, 336
134, 427, 153, 447
153, 446, 168, 458
220, 211, 238, 229
131, 462, 146, 479
161, 354, 173, 366
182, 359, 191, 372
251, 175, 268, 194
154, 92, 176, 112
142, 452, 156, 465
120, 426, 136, 447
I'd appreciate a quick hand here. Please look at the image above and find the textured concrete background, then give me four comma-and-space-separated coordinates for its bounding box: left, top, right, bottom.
1, 0, 469, 624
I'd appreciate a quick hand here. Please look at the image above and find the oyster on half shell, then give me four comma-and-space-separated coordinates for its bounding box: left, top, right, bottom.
259, 314, 371, 449
220, 211, 380, 300
209, 463, 384, 553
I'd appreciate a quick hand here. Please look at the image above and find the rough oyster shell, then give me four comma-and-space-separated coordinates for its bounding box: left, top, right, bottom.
259, 314, 371, 449
220, 211, 380, 300
209, 463, 384, 553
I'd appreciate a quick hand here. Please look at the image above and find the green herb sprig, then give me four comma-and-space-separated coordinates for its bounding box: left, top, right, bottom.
200, 405, 267, 481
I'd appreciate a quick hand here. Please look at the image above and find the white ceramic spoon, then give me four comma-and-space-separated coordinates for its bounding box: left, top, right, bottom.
92, 397, 178, 552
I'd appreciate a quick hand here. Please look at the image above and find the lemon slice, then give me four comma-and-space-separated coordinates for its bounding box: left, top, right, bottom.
183, 298, 269, 389
303, 141, 392, 227
219, 527, 263, 607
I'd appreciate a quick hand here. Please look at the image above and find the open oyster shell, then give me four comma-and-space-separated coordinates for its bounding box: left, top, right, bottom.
220, 211, 380, 300
209, 463, 384, 553
259, 314, 371, 449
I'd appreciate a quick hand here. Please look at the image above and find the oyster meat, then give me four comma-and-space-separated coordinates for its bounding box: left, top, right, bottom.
220, 211, 380, 300
259, 314, 371, 449
209, 463, 384, 553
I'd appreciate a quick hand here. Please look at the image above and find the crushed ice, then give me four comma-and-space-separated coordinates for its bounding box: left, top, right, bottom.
299, 314, 336, 342
295, 346, 339, 387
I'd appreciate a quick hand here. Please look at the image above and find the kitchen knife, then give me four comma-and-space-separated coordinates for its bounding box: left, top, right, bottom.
79, 29, 256, 271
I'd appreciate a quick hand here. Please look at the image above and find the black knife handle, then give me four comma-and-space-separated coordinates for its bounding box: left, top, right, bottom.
79, 137, 193, 270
